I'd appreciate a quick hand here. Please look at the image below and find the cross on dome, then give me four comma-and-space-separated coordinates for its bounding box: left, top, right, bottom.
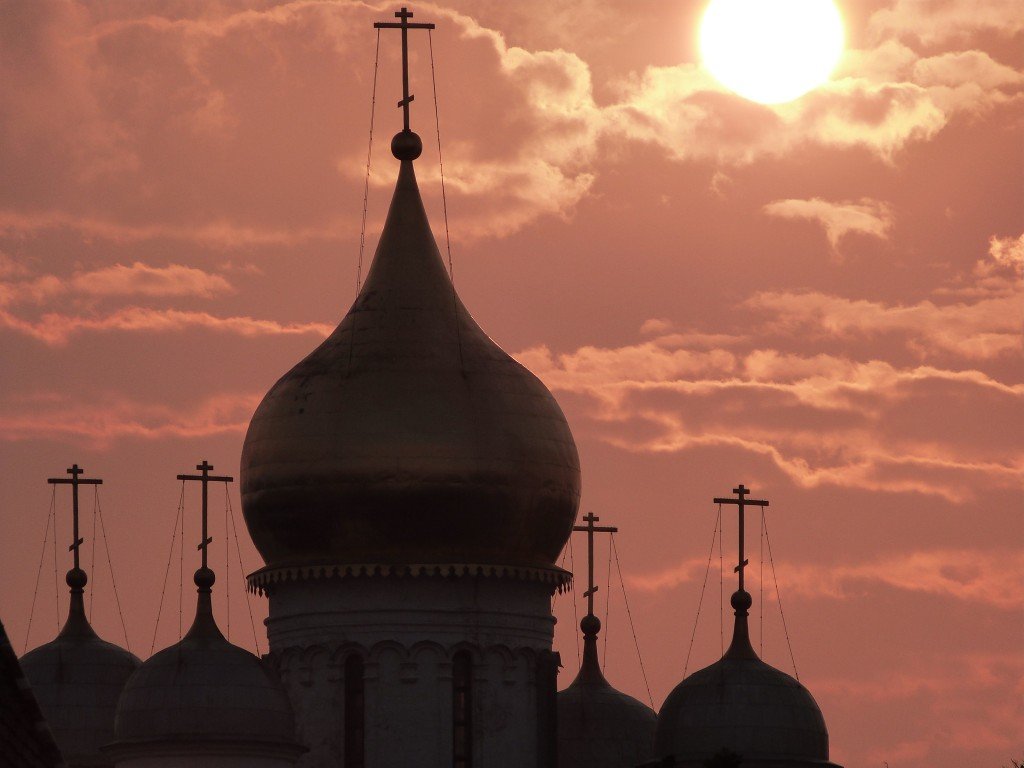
572, 512, 618, 620
47, 463, 103, 575
374, 6, 435, 136
176, 461, 233, 574
713, 484, 769, 597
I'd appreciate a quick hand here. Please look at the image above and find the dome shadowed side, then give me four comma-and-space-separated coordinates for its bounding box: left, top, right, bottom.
112, 586, 300, 757
655, 590, 838, 767
557, 615, 656, 768
114, 638, 296, 747
655, 655, 830, 764
241, 158, 581, 570
20, 581, 140, 767
21, 633, 139, 766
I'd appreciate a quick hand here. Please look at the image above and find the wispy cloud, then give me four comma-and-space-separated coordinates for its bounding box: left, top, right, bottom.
4, 1, 1020, 251
748, 289, 1022, 359
70, 262, 233, 298
988, 232, 1024, 269
762, 197, 893, 254
0, 210, 352, 248
0, 260, 234, 306
868, 0, 1024, 44
0, 391, 263, 447
0, 306, 333, 346
628, 549, 1024, 610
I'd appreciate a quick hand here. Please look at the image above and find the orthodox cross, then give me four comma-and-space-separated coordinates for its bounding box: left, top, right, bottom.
572, 512, 618, 617
713, 484, 769, 593
176, 461, 233, 570
47, 464, 102, 572
374, 7, 435, 131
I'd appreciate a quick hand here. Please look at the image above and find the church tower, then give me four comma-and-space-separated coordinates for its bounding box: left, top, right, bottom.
239, 8, 581, 767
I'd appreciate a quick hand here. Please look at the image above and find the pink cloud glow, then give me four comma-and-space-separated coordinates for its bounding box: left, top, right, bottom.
0, 306, 332, 346
627, 547, 1022, 610
762, 197, 893, 253
0, 391, 262, 448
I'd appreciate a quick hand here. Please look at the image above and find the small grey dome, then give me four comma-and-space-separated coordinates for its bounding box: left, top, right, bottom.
21, 580, 140, 767
112, 585, 301, 761
655, 591, 840, 768
558, 617, 655, 768
656, 656, 830, 764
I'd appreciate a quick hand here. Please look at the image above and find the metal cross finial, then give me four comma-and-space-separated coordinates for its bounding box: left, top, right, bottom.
374, 6, 435, 131
713, 484, 769, 594
176, 461, 233, 570
48, 464, 103, 572
572, 512, 618, 618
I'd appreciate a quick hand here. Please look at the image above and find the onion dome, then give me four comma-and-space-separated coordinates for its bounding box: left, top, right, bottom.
241, 128, 581, 570
20, 567, 140, 768
655, 590, 841, 768
108, 567, 303, 765
558, 614, 656, 768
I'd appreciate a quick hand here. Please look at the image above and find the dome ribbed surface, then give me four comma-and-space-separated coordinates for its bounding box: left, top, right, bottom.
113, 596, 298, 754
656, 655, 829, 764
557, 632, 655, 768
241, 159, 581, 569
655, 597, 839, 767
20, 600, 139, 767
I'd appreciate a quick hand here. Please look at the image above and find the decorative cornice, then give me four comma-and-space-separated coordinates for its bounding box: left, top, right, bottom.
246, 562, 573, 596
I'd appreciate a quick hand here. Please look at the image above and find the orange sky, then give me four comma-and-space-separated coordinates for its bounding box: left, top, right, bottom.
1, 2, 1022, 766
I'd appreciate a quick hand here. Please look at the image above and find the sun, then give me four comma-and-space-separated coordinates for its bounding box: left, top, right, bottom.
699, 0, 845, 105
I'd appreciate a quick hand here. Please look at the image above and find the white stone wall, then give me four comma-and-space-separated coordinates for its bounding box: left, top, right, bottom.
263, 573, 559, 768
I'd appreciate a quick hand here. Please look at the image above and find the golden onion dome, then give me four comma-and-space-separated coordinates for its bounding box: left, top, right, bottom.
240, 131, 581, 570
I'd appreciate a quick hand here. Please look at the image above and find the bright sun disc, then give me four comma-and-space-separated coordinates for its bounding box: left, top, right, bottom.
700, 0, 844, 104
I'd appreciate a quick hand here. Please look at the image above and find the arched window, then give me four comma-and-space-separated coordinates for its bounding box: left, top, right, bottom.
452, 651, 473, 768
344, 654, 365, 768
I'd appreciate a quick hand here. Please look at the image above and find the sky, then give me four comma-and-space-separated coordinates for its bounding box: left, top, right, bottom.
0, 1, 1021, 766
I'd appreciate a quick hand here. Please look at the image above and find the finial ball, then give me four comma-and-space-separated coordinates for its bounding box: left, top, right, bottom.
66, 568, 88, 590
391, 129, 422, 160
580, 613, 601, 636
731, 589, 752, 613
194, 567, 216, 590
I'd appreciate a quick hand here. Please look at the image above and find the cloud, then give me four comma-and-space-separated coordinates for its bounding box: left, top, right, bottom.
0, 210, 352, 248
601, 50, 1016, 166
762, 197, 893, 253
0, 390, 263, 447
0, 260, 235, 307
932, 232, 1024, 299
0, 260, 324, 347
868, 0, 1024, 45
518, 334, 1023, 500
628, 548, 1024, 610
912, 50, 1024, 90
0, 252, 31, 278
988, 232, 1024, 269
747, 289, 1022, 359
513, 238, 1023, 504
639, 318, 674, 335
3, 0, 1020, 254
0, 306, 333, 346
70, 262, 232, 298
816, 650, 1023, 762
